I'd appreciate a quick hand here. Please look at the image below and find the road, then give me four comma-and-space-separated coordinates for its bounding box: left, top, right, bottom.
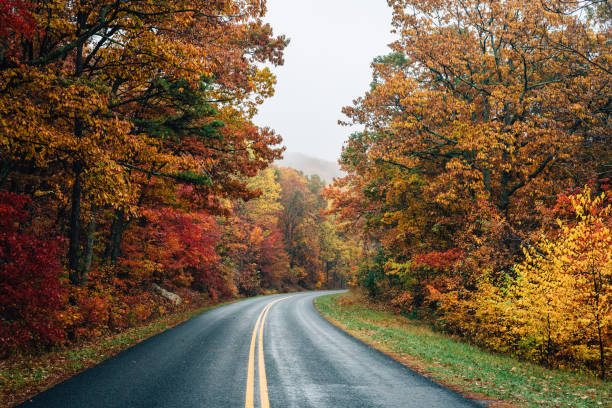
20, 291, 480, 408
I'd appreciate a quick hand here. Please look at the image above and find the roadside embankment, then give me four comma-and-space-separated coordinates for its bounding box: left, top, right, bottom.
315, 291, 611, 408
0, 298, 238, 407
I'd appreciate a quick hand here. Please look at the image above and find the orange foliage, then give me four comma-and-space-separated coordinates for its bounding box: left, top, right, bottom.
327, 0, 611, 377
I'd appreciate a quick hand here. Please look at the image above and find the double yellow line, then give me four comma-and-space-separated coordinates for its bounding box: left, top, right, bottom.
245, 296, 292, 408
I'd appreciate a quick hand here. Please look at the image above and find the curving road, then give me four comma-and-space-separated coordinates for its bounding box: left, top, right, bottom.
20, 291, 480, 408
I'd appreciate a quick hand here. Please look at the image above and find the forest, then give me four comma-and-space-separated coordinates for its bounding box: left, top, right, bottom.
0, 0, 610, 393
0, 0, 356, 360
326, 0, 611, 379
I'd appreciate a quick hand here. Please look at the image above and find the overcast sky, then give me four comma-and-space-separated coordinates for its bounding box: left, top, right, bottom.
254, 0, 396, 163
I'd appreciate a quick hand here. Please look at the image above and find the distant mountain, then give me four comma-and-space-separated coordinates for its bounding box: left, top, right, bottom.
276, 152, 344, 185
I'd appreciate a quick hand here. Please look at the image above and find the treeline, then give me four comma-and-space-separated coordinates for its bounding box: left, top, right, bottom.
226, 167, 357, 295
327, 0, 611, 378
0, 1, 354, 356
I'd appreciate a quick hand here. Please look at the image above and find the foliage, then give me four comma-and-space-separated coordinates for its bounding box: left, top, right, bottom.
514, 187, 610, 376
0, 192, 65, 354
222, 167, 356, 295
327, 0, 612, 378
121, 207, 231, 299
0, 0, 289, 283
444, 187, 611, 377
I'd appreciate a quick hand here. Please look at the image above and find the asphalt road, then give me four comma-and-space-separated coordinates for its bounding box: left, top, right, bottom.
20, 291, 480, 408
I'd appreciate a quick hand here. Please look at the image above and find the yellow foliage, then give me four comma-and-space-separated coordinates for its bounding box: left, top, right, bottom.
443, 187, 611, 377
510, 187, 611, 377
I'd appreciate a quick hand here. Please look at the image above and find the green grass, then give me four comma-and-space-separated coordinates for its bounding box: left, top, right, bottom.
0, 299, 238, 407
315, 292, 611, 408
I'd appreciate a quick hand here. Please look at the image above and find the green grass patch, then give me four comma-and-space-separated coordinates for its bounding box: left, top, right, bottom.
0, 299, 238, 407
315, 292, 611, 408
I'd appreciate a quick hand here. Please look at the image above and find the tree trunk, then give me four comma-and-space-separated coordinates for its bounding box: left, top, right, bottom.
68, 22, 85, 284
82, 207, 97, 284
104, 215, 118, 262
68, 161, 82, 284
593, 268, 606, 380
0, 158, 12, 188
106, 209, 126, 266
597, 321, 605, 380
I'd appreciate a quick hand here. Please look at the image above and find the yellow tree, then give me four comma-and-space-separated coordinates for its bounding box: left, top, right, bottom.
239, 167, 284, 226
511, 187, 611, 378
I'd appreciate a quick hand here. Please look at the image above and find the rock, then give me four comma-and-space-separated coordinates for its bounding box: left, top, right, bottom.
152, 283, 182, 306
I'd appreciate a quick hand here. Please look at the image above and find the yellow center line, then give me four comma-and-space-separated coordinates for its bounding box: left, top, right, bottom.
258, 303, 272, 408
244, 296, 293, 408
245, 306, 266, 408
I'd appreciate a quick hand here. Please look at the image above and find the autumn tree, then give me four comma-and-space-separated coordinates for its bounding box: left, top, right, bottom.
217, 167, 286, 294
0, 0, 287, 284
276, 168, 327, 287
0, 0, 292, 355
510, 187, 610, 378
0, 192, 65, 354
332, 0, 611, 298
237, 168, 289, 288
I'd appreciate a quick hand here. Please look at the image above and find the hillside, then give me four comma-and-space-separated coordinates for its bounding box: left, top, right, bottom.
276, 152, 344, 185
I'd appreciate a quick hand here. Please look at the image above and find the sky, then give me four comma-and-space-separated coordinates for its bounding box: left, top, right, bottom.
254, 0, 396, 163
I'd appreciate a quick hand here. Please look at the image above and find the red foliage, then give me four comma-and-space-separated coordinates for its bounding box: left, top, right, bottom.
0, 192, 66, 354
259, 227, 290, 287
0, 0, 38, 57
553, 177, 611, 219
413, 248, 465, 271
121, 207, 233, 299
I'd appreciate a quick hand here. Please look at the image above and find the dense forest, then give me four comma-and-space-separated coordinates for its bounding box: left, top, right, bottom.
326, 0, 611, 378
0, 0, 356, 358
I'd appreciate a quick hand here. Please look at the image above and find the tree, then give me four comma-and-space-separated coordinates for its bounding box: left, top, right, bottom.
0, 192, 65, 354
277, 168, 327, 287
510, 187, 611, 378
326, 0, 611, 375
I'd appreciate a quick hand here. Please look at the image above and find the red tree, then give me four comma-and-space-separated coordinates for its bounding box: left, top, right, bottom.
0, 192, 66, 354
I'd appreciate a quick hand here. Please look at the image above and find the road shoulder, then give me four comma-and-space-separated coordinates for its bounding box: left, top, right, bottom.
0, 298, 241, 407
314, 291, 610, 408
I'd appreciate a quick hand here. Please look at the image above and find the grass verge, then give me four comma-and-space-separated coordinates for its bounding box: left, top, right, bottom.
315, 291, 611, 408
0, 298, 240, 407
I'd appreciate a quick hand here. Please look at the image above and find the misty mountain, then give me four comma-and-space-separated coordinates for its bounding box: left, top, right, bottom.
275, 152, 344, 185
